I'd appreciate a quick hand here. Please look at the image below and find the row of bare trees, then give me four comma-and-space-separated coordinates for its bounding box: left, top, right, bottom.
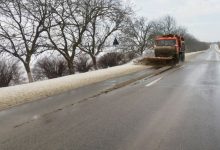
0, 0, 209, 85
32, 52, 132, 82
119, 15, 209, 55
0, 0, 130, 83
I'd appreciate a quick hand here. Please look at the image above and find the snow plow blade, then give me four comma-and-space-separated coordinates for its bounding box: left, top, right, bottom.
138, 57, 174, 66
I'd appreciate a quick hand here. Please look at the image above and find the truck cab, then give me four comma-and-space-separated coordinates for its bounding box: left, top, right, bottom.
154, 34, 185, 62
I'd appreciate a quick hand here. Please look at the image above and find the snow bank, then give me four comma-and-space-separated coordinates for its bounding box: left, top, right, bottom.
0, 64, 149, 109
186, 51, 204, 56
185, 51, 205, 61
0, 51, 205, 110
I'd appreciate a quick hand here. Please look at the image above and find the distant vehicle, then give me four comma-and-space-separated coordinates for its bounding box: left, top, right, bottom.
154, 34, 186, 63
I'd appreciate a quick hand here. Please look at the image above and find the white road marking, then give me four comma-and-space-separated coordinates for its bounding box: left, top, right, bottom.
175, 65, 184, 70
179, 65, 184, 69
145, 77, 163, 87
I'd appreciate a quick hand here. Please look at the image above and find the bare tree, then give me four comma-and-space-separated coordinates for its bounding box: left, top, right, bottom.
0, 59, 20, 87
120, 17, 153, 55
160, 16, 177, 34
151, 15, 186, 36
175, 26, 187, 36
79, 0, 131, 69
75, 55, 93, 73
46, 0, 112, 74
33, 56, 68, 80
0, 0, 52, 82
98, 52, 124, 68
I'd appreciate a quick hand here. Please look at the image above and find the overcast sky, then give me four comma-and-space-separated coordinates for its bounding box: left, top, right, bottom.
132, 0, 220, 42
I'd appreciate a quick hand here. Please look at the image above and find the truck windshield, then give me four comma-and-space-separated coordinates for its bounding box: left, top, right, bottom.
156, 40, 176, 46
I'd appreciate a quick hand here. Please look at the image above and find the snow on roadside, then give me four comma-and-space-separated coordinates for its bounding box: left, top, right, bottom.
0, 64, 149, 109
0, 51, 205, 110
186, 51, 204, 56
185, 51, 205, 61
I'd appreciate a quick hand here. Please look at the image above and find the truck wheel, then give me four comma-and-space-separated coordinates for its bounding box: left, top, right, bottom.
182, 52, 185, 62
174, 54, 179, 64
180, 52, 185, 62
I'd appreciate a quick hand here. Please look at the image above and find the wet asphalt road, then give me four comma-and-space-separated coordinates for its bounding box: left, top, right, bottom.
1, 46, 220, 150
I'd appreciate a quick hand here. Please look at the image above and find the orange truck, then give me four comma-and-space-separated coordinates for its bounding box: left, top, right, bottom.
154, 34, 185, 63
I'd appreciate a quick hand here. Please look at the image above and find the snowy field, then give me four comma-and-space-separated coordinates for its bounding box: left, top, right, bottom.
0, 51, 205, 110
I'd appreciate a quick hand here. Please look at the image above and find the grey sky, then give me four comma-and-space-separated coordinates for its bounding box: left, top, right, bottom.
132, 0, 220, 42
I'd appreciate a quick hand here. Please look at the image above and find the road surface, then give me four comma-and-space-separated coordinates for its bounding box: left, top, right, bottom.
1, 47, 220, 150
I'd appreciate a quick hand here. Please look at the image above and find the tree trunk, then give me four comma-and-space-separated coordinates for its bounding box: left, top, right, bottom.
24, 63, 34, 83
91, 55, 98, 70
67, 60, 75, 74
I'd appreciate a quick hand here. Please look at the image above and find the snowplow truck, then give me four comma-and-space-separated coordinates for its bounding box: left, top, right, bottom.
142, 34, 185, 65
155, 34, 185, 63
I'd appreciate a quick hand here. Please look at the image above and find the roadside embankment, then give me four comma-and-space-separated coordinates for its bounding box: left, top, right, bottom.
0, 51, 205, 110
0, 64, 150, 110
185, 51, 205, 61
